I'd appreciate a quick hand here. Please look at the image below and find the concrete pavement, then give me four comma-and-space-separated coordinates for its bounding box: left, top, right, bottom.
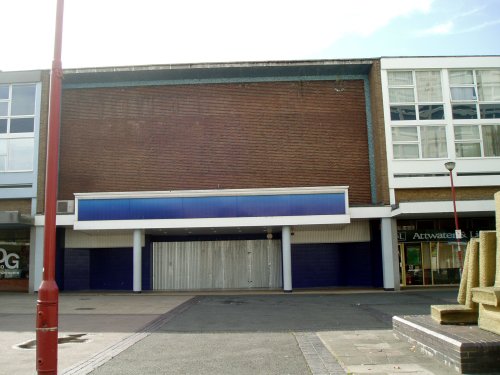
0, 289, 460, 374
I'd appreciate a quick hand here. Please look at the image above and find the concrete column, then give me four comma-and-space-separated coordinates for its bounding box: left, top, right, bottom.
30, 225, 45, 293
381, 218, 400, 291
133, 229, 142, 292
282, 226, 292, 292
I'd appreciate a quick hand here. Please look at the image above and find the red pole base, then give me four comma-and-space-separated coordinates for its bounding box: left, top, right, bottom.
36, 279, 59, 374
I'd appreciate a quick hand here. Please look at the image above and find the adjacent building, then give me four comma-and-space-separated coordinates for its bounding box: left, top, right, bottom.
0, 70, 49, 292
380, 56, 500, 287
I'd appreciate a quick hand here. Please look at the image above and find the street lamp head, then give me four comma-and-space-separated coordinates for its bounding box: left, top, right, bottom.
445, 161, 456, 172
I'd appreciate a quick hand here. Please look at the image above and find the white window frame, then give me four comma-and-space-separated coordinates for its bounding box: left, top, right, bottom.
0, 83, 37, 172
388, 70, 445, 122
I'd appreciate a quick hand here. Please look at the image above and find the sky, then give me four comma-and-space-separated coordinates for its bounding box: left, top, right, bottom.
1, 0, 500, 71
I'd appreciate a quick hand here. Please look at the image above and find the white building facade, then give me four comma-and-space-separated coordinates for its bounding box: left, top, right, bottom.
381, 56, 500, 286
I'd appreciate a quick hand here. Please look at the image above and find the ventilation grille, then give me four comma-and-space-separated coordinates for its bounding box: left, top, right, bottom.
56, 200, 75, 214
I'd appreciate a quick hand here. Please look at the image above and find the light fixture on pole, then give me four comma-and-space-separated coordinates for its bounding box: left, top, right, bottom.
445, 161, 463, 272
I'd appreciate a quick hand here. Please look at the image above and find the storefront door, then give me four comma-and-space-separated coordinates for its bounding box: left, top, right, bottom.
400, 241, 463, 287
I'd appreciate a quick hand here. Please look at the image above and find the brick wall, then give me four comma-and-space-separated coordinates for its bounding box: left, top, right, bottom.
36, 71, 50, 214
59, 80, 372, 204
368, 60, 389, 205
395, 187, 500, 202
0, 199, 31, 214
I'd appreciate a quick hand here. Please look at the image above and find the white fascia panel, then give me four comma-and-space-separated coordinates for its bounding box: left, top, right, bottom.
34, 214, 76, 226
349, 206, 392, 219
381, 56, 500, 70
390, 159, 500, 189
74, 186, 349, 199
392, 200, 495, 216
73, 214, 351, 231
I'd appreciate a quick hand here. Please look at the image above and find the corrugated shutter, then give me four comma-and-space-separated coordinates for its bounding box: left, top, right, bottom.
153, 240, 282, 290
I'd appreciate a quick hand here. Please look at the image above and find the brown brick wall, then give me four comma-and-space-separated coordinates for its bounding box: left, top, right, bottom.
396, 187, 500, 203
0, 199, 31, 214
59, 80, 372, 204
369, 60, 389, 204
36, 71, 50, 214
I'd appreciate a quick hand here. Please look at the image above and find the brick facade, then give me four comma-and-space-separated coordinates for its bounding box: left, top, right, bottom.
395, 187, 500, 203
368, 60, 389, 205
36, 71, 50, 214
59, 80, 372, 204
0, 199, 31, 215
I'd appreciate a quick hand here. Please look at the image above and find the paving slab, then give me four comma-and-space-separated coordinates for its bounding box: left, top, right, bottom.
0, 293, 192, 375
0, 289, 464, 375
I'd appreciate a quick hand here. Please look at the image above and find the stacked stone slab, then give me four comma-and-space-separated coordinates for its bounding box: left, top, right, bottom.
431, 191, 500, 336
471, 192, 500, 335
431, 238, 479, 324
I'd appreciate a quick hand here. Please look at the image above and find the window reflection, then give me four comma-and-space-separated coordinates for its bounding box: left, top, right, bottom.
419, 105, 444, 120
452, 104, 477, 119
7, 138, 34, 171
0, 119, 6, 133
480, 104, 500, 119
11, 84, 36, 116
390, 106, 416, 120
10, 118, 34, 133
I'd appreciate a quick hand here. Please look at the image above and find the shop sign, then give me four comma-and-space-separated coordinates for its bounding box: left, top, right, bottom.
397, 231, 471, 242
0, 248, 21, 278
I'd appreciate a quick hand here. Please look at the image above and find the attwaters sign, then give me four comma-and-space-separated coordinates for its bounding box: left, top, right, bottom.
397, 231, 477, 242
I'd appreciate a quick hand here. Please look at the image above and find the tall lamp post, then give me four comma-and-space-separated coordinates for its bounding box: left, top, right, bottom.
445, 161, 463, 273
36, 0, 64, 374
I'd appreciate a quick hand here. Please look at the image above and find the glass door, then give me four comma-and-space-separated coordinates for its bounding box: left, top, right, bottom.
404, 243, 423, 286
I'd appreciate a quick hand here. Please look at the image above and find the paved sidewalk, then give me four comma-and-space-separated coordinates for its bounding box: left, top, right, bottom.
0, 289, 461, 375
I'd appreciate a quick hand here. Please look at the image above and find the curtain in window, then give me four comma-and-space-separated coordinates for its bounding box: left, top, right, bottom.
388, 71, 413, 86
393, 144, 419, 159
482, 124, 500, 157
389, 88, 415, 103
392, 126, 418, 141
416, 71, 442, 102
449, 70, 474, 85
454, 125, 480, 141
477, 70, 500, 101
421, 126, 447, 158
450, 87, 477, 101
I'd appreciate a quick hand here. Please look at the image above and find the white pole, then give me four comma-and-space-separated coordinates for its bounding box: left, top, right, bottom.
133, 229, 142, 292
381, 218, 400, 291
282, 226, 292, 292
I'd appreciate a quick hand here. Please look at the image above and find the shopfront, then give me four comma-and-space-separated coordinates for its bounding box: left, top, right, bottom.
0, 228, 30, 292
397, 217, 495, 287
398, 233, 464, 286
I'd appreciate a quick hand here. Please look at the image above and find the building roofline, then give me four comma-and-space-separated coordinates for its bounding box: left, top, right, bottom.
62, 58, 376, 75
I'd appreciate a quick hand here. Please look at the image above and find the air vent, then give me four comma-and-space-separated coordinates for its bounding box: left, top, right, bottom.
56, 200, 75, 214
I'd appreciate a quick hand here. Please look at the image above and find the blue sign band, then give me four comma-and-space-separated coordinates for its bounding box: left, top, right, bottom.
78, 193, 346, 221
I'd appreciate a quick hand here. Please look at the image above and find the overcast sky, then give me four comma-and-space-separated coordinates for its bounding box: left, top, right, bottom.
1, 0, 499, 71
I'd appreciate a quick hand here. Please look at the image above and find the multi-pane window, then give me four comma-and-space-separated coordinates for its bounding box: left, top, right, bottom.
0, 83, 36, 172
392, 125, 447, 159
450, 69, 500, 158
388, 70, 447, 159
454, 124, 500, 157
450, 69, 500, 119
388, 71, 445, 121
